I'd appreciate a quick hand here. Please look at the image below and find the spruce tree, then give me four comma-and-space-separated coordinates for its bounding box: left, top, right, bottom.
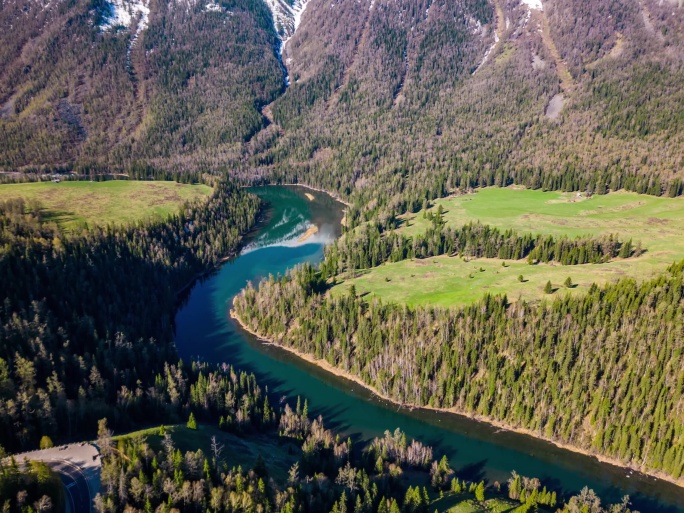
187, 412, 198, 430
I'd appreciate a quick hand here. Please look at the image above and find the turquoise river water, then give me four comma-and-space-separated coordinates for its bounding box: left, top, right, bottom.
175, 185, 684, 512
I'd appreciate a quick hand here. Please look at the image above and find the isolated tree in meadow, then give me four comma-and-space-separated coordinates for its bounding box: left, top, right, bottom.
210, 435, 224, 469
634, 240, 643, 257
564, 277, 573, 288
544, 281, 554, 294
288, 462, 300, 484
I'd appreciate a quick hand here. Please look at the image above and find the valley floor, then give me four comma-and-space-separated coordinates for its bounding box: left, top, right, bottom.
0, 180, 211, 231
335, 187, 684, 307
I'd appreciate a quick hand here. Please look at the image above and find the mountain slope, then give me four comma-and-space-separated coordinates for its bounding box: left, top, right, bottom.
1, 0, 683, 202
0, 0, 284, 171
253, 0, 684, 220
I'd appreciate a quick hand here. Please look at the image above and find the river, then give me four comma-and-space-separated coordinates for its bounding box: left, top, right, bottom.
175, 185, 684, 512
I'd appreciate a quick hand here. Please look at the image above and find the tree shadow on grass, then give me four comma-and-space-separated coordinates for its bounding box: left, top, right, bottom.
42, 209, 79, 228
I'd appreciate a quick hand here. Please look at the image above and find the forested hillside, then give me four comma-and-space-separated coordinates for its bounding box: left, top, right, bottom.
257, 0, 684, 225
3, 0, 683, 206
0, 178, 260, 449
235, 260, 684, 483
0, 0, 283, 172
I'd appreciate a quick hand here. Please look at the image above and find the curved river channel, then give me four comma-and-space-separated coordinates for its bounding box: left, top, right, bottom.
175, 186, 684, 513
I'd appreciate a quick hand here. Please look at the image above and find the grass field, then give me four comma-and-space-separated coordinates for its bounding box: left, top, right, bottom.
334, 187, 684, 307
113, 424, 300, 483
0, 180, 212, 231
435, 497, 519, 513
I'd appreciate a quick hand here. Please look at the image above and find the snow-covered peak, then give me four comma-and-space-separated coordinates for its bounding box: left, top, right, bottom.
264, 0, 310, 52
100, 0, 150, 31
521, 0, 542, 11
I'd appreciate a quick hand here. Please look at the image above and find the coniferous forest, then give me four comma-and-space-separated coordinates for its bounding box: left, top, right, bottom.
0, 178, 259, 449
320, 217, 638, 276
2, 0, 684, 509
86, 363, 635, 513
235, 259, 684, 481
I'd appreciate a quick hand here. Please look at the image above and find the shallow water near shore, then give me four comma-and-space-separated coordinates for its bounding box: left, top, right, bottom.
175, 185, 684, 512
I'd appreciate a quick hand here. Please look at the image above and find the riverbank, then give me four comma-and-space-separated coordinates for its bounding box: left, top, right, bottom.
229, 306, 684, 491
274, 182, 352, 208
244, 182, 350, 226
174, 251, 240, 300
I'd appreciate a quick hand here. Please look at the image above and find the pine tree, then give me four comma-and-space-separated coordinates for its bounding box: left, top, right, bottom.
187, 412, 198, 430
474, 481, 485, 502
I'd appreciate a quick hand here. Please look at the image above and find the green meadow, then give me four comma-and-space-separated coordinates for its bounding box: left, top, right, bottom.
0, 180, 212, 231
113, 424, 300, 484
334, 187, 684, 307
437, 497, 519, 513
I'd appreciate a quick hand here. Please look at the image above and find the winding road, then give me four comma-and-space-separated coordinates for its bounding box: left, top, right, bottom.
9, 443, 101, 513
50, 459, 92, 513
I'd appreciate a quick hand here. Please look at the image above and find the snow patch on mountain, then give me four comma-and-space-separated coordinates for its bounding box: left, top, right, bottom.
264, 0, 310, 53
101, 0, 150, 31
473, 28, 499, 73
521, 0, 542, 11
100, 0, 150, 71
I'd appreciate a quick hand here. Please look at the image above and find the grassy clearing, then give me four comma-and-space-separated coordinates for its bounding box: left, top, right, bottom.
432, 495, 518, 513
335, 187, 684, 307
0, 180, 212, 231
113, 424, 299, 483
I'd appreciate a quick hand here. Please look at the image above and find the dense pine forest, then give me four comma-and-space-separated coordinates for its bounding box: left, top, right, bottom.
0, 178, 259, 450
259, 0, 684, 225
0, 329, 636, 511
0, 0, 283, 172
320, 215, 638, 276
234, 259, 684, 482
0, 459, 64, 512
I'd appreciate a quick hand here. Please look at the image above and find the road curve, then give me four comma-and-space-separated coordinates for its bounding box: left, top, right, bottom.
48, 459, 91, 513
7, 443, 101, 513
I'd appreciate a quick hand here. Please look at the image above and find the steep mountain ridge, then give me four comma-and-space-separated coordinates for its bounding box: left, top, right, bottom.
1, 0, 683, 201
